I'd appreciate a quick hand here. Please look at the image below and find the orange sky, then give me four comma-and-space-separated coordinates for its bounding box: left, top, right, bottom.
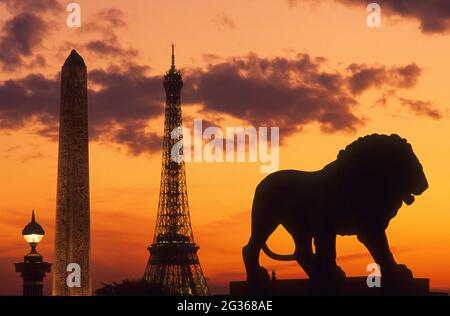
0, 0, 450, 295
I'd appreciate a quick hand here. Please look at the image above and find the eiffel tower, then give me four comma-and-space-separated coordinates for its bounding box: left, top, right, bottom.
144, 45, 209, 296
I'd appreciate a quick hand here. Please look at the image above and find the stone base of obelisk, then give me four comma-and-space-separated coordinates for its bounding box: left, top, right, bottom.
230, 277, 444, 296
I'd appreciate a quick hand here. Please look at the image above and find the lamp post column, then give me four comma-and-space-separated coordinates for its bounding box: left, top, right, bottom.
14, 210, 52, 296
15, 256, 52, 296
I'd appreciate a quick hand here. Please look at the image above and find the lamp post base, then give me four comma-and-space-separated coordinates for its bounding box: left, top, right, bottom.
15, 260, 52, 296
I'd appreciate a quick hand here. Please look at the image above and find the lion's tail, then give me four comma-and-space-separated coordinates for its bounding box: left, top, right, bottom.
262, 243, 296, 261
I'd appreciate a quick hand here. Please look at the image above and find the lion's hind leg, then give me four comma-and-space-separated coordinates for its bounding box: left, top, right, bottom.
243, 219, 278, 284
292, 232, 315, 278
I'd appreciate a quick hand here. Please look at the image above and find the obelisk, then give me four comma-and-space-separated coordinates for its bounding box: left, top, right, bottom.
53, 50, 91, 296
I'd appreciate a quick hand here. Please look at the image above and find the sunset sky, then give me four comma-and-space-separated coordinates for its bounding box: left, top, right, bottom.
1, 0, 450, 295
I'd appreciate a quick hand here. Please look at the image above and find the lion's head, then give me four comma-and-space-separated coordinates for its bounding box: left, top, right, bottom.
336, 134, 428, 207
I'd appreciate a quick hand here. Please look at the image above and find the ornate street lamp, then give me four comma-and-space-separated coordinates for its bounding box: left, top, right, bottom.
14, 210, 52, 296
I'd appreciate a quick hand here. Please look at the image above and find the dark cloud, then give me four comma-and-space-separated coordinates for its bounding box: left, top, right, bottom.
289, 0, 450, 34
0, 0, 62, 70
0, 53, 440, 156
0, 0, 61, 13
347, 63, 421, 95
84, 8, 128, 31
0, 73, 59, 128
399, 98, 443, 119
0, 5, 158, 155
183, 54, 359, 135
88, 63, 162, 126
183, 54, 430, 135
375, 90, 443, 119
88, 64, 163, 154
0, 62, 164, 155
82, 9, 138, 61
0, 13, 49, 70
85, 39, 138, 59
104, 122, 161, 156
340, 0, 450, 33
0, 6, 132, 71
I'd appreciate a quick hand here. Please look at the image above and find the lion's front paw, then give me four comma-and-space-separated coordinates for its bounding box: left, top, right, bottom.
247, 267, 271, 295
335, 265, 346, 280
247, 266, 270, 283
311, 264, 346, 283
392, 264, 413, 279
383, 264, 413, 285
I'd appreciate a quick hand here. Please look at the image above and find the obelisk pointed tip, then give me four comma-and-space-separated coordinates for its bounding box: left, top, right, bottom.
171, 44, 175, 68
64, 49, 86, 67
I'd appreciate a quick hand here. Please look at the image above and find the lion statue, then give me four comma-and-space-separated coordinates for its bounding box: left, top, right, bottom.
243, 134, 428, 288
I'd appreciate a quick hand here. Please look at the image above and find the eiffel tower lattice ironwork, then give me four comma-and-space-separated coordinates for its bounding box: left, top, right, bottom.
144, 45, 209, 296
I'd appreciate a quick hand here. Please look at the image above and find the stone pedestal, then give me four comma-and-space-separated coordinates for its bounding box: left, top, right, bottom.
229, 277, 444, 296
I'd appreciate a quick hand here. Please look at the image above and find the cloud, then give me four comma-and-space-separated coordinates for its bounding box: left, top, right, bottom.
399, 98, 443, 119
375, 90, 443, 119
0, 0, 61, 13
0, 61, 164, 155
88, 63, 163, 154
183, 54, 433, 135
347, 63, 421, 95
292, 0, 450, 34
213, 12, 236, 29
84, 39, 139, 59
183, 54, 363, 134
0, 0, 62, 71
0, 13, 49, 70
0, 6, 160, 155
83, 8, 128, 32
2, 144, 43, 162
345, 0, 450, 33
0, 52, 440, 156
0, 73, 59, 129
81, 9, 139, 61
